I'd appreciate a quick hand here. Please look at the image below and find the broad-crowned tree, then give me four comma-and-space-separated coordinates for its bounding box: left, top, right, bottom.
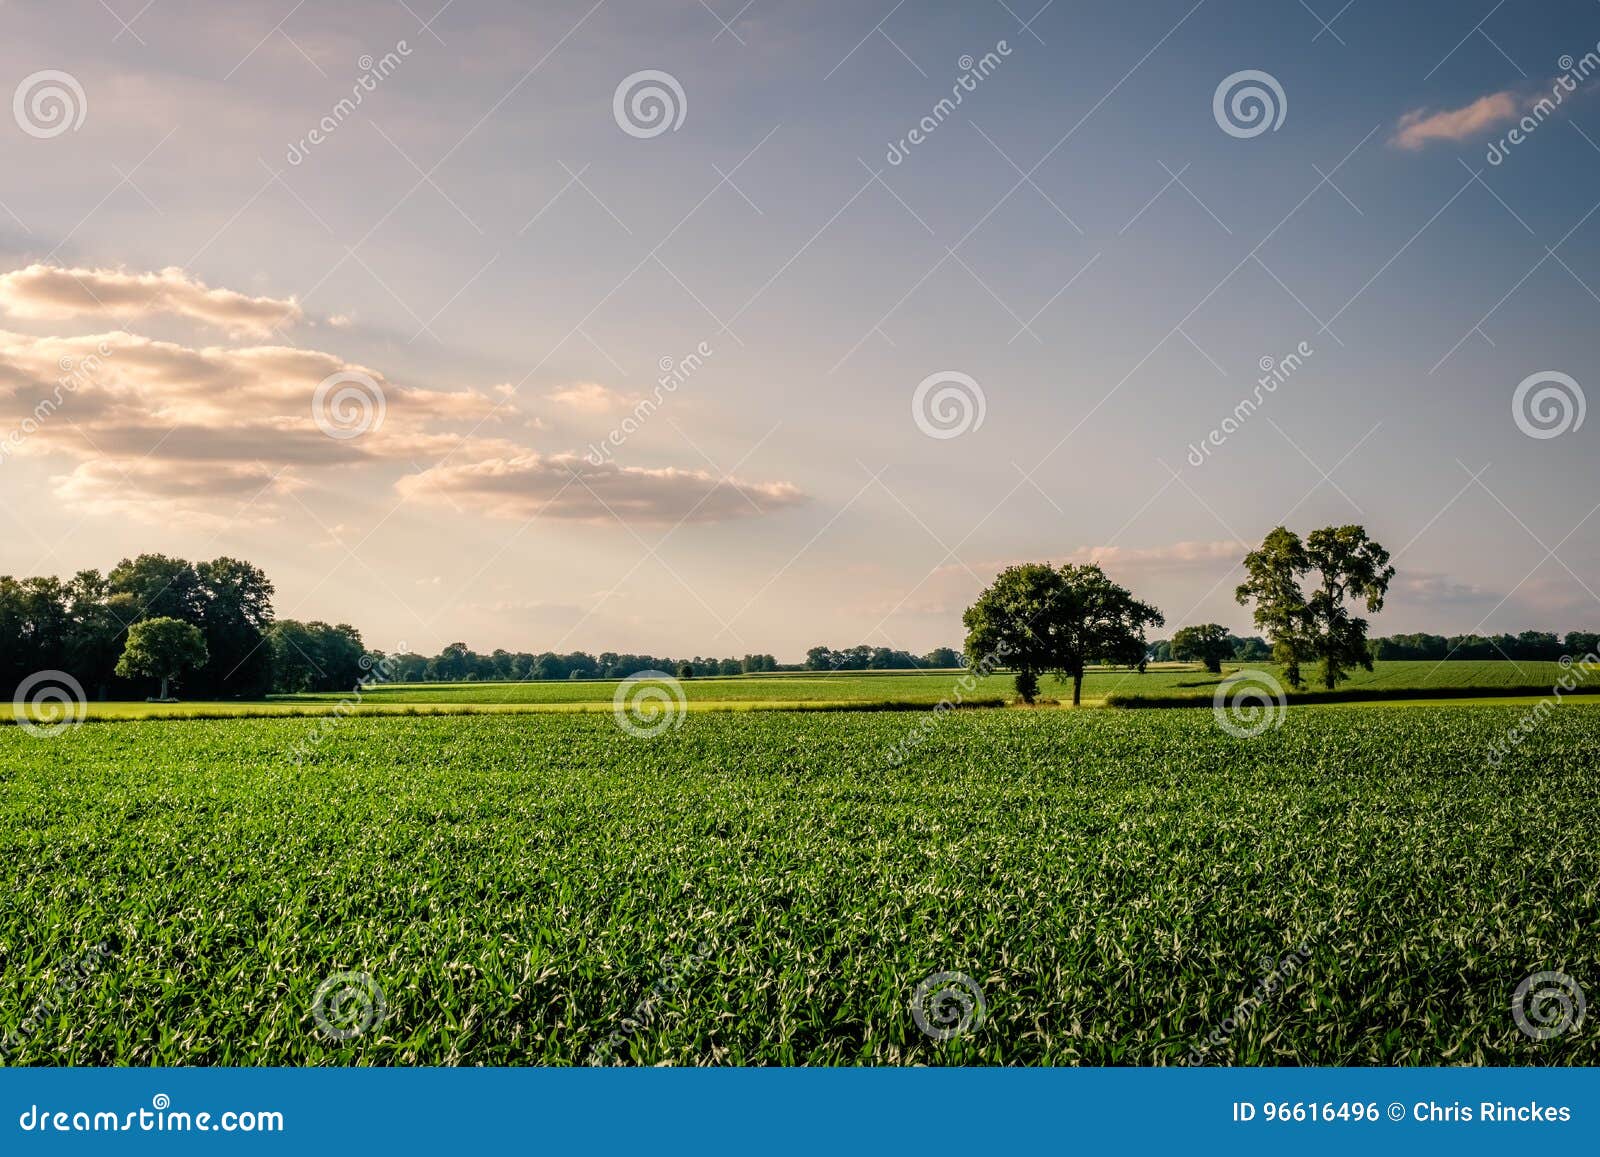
115, 616, 208, 701
1170, 623, 1233, 674
963, 562, 1164, 706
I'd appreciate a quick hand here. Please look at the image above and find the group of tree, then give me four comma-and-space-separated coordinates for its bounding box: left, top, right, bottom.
0, 555, 274, 700
1235, 525, 1395, 689
802, 645, 962, 671
1147, 629, 1271, 669
1368, 631, 1598, 662
378, 644, 783, 684
1151, 626, 1596, 670
958, 526, 1402, 702
962, 562, 1165, 705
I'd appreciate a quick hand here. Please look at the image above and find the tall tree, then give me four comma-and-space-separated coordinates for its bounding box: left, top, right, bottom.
115, 617, 208, 700
963, 562, 1164, 706
196, 557, 276, 697
1236, 525, 1394, 690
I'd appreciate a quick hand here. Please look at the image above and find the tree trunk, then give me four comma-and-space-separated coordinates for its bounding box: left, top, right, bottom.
1072, 671, 1083, 707
159, 675, 169, 700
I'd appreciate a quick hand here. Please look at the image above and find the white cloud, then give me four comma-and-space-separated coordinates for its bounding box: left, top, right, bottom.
545, 381, 633, 413
398, 453, 809, 524
0, 264, 302, 337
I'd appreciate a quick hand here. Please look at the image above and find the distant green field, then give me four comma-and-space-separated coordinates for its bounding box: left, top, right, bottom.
3, 705, 1596, 1065
5, 660, 1593, 723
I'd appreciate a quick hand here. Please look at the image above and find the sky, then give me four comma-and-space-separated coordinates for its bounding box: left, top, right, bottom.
1, 0, 1597, 660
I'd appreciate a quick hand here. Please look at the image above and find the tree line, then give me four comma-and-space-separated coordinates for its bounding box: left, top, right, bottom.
0, 556, 796, 697
1, 555, 276, 700
960, 523, 1595, 703
376, 644, 782, 686
803, 645, 963, 671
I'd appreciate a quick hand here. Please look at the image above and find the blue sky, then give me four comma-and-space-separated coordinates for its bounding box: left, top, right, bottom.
1, 0, 1597, 658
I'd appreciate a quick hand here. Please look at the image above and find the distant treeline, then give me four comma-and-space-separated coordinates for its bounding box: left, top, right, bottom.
377, 644, 782, 685
4, 554, 1594, 698
1365, 630, 1599, 661
1147, 635, 1271, 663
1147, 630, 1599, 664
803, 645, 963, 671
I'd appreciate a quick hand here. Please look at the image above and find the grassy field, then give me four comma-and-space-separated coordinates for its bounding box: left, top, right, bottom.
8, 660, 1591, 724
2, 704, 1596, 1065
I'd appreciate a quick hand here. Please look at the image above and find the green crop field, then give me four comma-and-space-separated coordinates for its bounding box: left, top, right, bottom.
2, 703, 1596, 1066
7, 660, 1591, 725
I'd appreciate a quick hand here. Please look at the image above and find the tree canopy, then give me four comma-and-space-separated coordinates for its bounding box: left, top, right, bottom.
1170, 623, 1234, 673
1236, 525, 1394, 689
115, 616, 209, 701
963, 562, 1164, 705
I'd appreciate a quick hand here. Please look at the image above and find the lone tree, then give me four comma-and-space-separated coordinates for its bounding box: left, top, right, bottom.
115, 616, 208, 701
1235, 525, 1394, 690
1170, 623, 1234, 674
963, 562, 1164, 706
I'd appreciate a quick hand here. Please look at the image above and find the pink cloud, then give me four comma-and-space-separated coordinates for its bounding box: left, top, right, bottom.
1392, 91, 1521, 149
